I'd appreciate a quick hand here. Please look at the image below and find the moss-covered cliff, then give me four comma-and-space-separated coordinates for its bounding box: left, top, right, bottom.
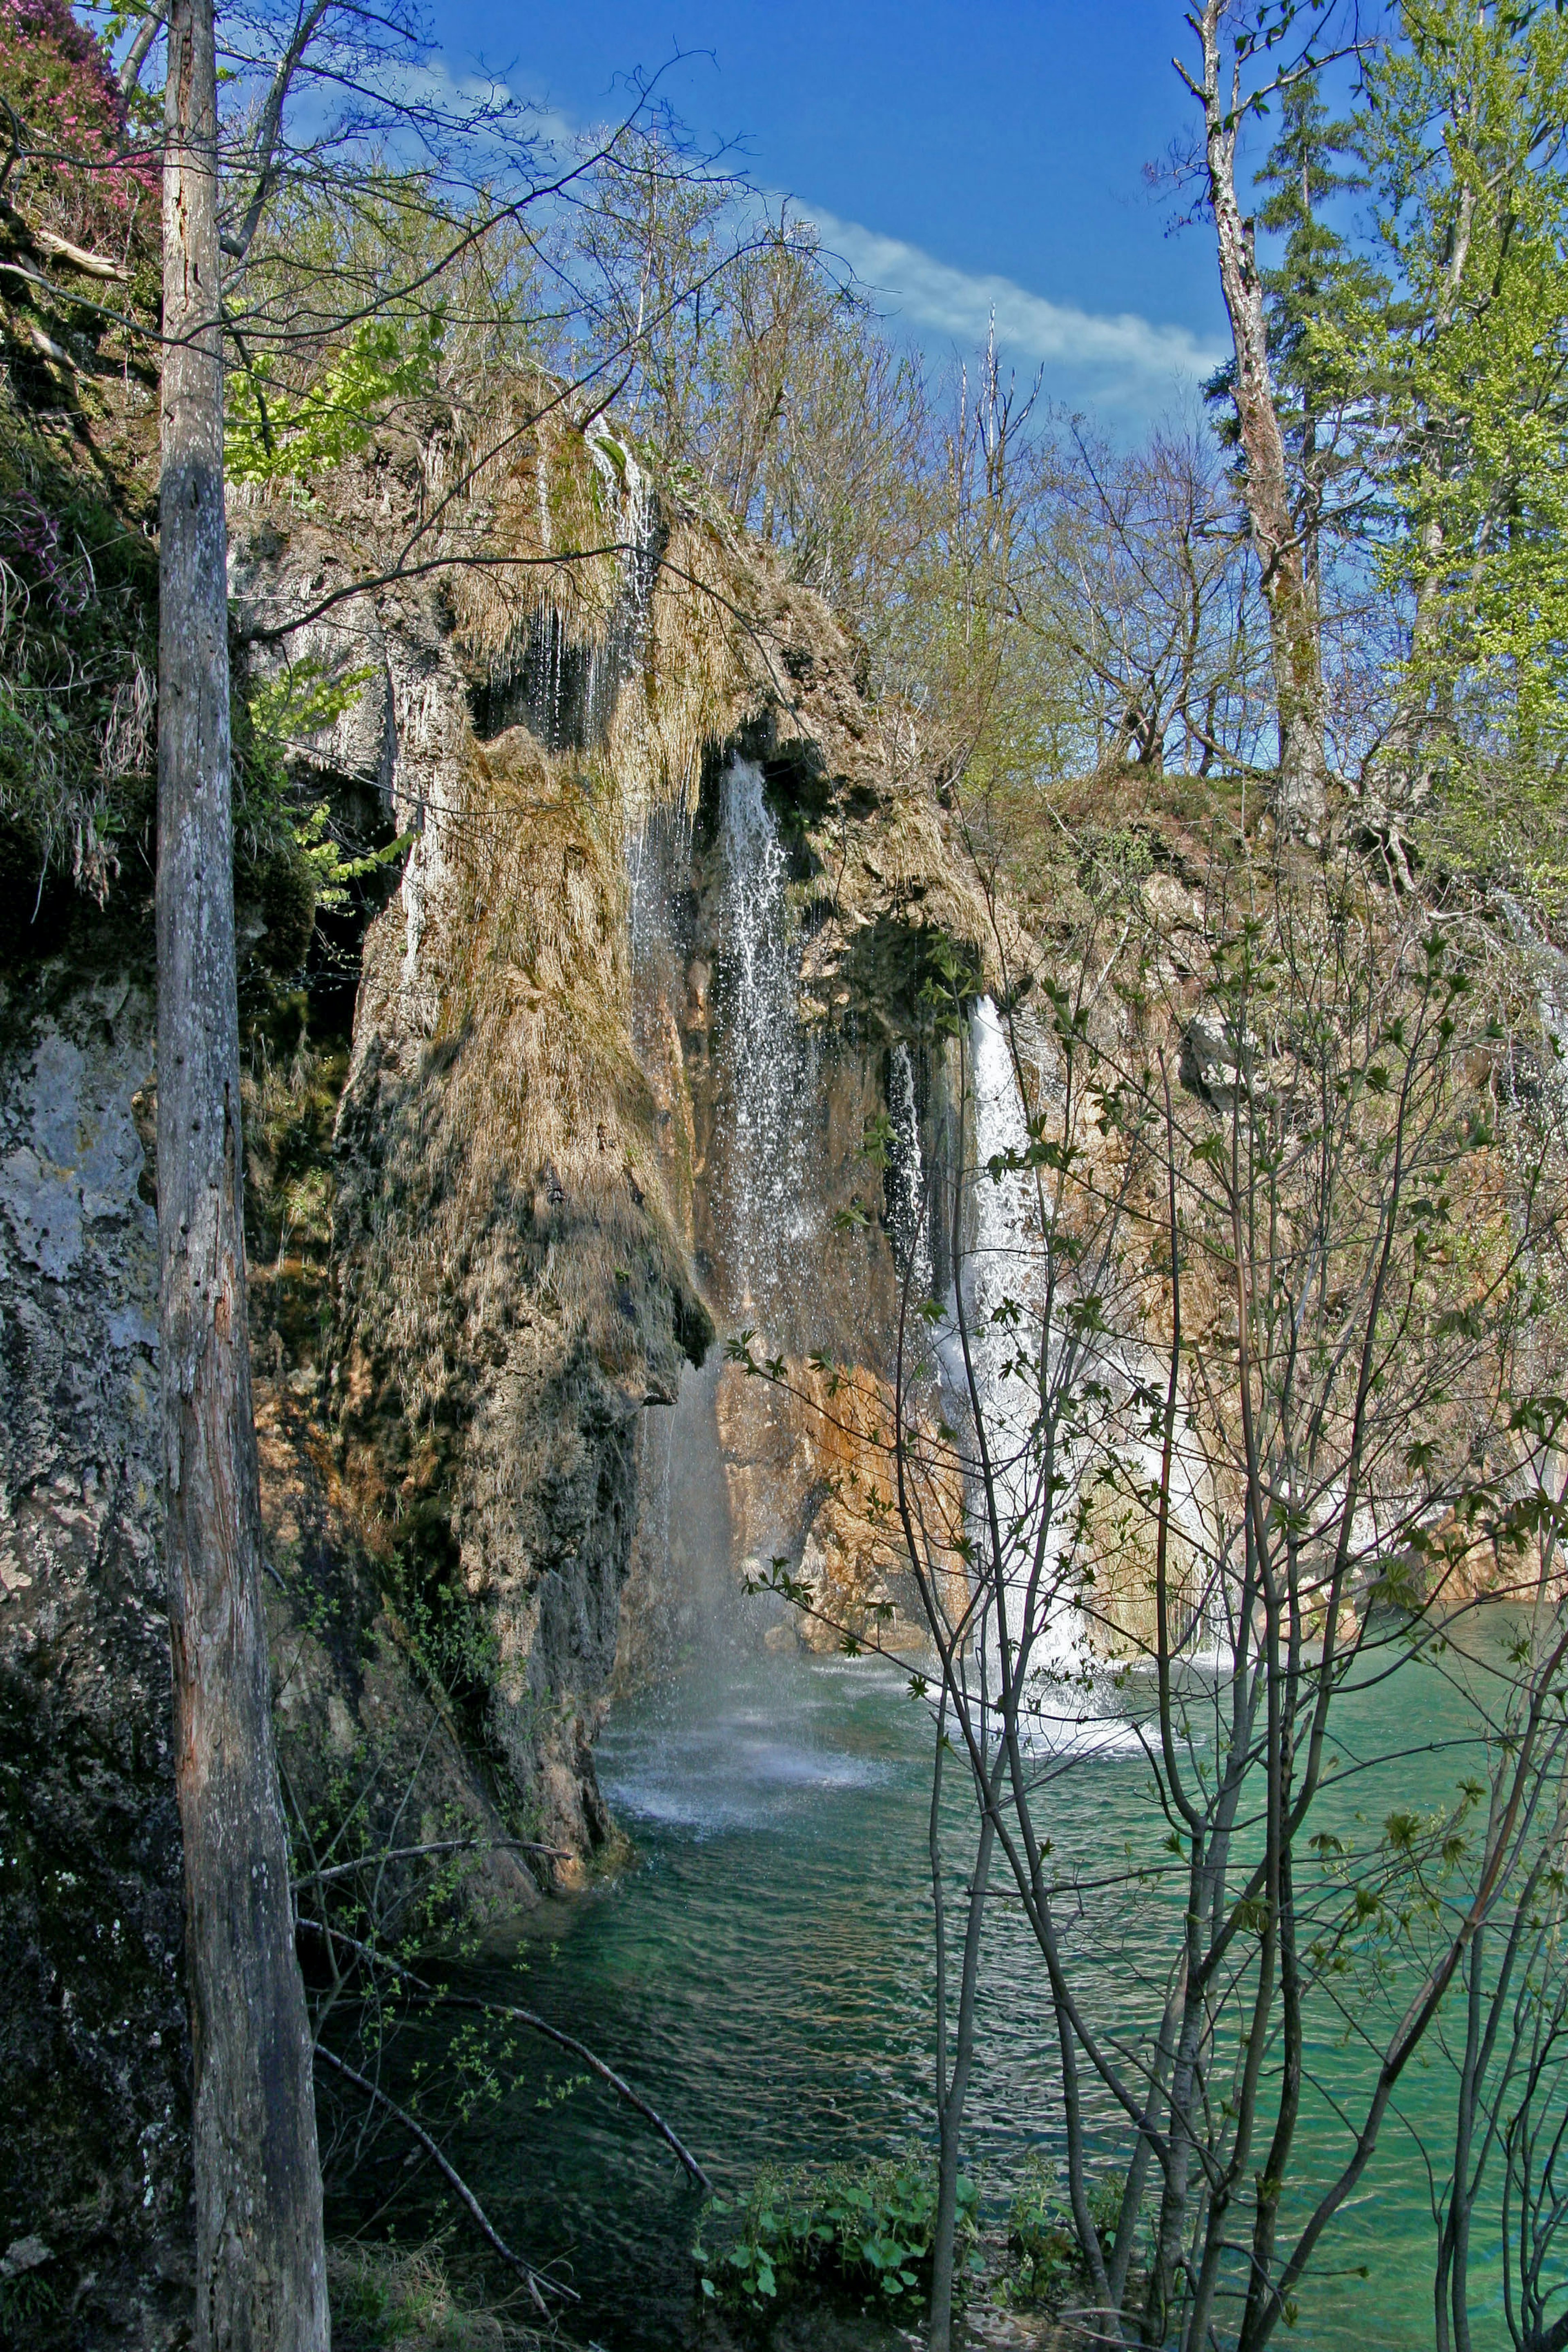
0, 365, 1010, 2340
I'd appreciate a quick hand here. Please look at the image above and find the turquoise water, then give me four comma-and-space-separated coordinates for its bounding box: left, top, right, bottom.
364, 1634, 1527, 2348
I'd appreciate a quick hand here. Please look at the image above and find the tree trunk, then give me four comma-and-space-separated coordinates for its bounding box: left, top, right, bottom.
158, 4, 330, 2343
927, 1806, 996, 2350
1379, 181, 1474, 814
1194, 2, 1326, 836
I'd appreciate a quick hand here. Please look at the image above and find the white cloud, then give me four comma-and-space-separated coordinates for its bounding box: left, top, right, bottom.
804, 204, 1225, 413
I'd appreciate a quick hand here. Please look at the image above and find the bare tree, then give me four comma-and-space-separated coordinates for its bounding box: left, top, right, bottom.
1029, 419, 1269, 783
1178, 2, 1348, 833
740, 831, 1568, 2350
156, 0, 327, 2341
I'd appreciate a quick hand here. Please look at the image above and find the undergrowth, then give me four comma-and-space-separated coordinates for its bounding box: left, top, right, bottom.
0, 390, 158, 907
329, 2241, 541, 2350
693, 2157, 981, 2322
1001, 2158, 1130, 2310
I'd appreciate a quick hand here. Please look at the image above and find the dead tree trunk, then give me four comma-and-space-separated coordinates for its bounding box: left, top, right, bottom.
157, 2, 330, 2342
1187, 2, 1327, 835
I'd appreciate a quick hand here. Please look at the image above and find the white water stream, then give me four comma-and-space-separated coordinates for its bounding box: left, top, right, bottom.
937, 998, 1087, 1715
712, 753, 817, 1325
511, 422, 661, 750
886, 1040, 933, 1299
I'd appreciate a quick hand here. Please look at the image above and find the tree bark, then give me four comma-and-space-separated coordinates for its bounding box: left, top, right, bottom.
158, 4, 330, 2343
119, 0, 169, 98
1191, 2, 1327, 835
927, 1806, 996, 2351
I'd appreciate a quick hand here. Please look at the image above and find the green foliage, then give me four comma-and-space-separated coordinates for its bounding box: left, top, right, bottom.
408, 2014, 521, 2129
1346, 1, 1568, 890
233, 658, 410, 962
1251, 75, 1387, 568
0, 2266, 58, 2335
0, 403, 157, 905
391, 1546, 500, 1713
693, 2158, 980, 2319
1004, 2158, 1126, 2307
227, 318, 443, 487
1082, 824, 1154, 906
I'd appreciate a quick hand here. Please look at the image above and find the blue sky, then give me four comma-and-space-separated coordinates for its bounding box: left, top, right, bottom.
432, 0, 1236, 428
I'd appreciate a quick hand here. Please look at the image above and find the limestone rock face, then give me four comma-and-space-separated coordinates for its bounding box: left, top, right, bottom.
231, 445, 721, 1858
714, 1362, 966, 1657
617, 699, 991, 1675
0, 403, 1010, 2335
0, 949, 190, 2350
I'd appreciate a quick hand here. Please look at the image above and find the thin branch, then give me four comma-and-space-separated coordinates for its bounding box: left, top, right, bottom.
312, 2044, 578, 2312
118, 0, 170, 96
292, 1835, 570, 1885
298, 1920, 714, 2191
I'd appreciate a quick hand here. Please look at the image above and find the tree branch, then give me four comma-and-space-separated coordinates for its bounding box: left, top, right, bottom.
312, 2045, 578, 2312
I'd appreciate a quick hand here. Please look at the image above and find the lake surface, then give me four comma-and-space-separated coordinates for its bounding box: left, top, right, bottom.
358, 1631, 1523, 2349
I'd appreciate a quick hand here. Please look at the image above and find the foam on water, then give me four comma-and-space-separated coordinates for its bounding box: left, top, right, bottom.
598, 1670, 894, 1837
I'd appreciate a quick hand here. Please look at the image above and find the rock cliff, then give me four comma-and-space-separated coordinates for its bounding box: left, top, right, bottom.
0, 938, 189, 2350
0, 390, 1003, 2341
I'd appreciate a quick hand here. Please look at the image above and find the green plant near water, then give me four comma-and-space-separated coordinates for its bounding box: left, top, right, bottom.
693, 2157, 980, 2318
237, 658, 412, 905
329, 2240, 537, 2348
1004, 2158, 1127, 2308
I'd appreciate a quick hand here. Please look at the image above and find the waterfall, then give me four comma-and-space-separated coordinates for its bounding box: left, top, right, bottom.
582, 419, 659, 744
952, 1000, 1228, 1735
619, 751, 820, 1672
886, 1042, 933, 1301
941, 997, 1085, 1715
712, 754, 816, 1326
486, 423, 662, 749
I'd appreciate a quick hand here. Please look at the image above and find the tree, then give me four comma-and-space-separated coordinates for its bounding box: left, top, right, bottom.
156, 0, 328, 2340
1359, 0, 1568, 863
1178, 2, 1351, 834
740, 824, 1568, 2349
561, 149, 931, 666
1029, 417, 1269, 784
137, 11, 867, 2330
1249, 75, 1380, 588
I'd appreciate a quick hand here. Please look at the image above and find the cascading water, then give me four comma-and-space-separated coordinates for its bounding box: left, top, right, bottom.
482, 424, 662, 750
886, 1042, 933, 1302
710, 753, 817, 1328
581, 420, 659, 744
949, 1000, 1222, 1721
620, 751, 824, 1661
940, 996, 1087, 1717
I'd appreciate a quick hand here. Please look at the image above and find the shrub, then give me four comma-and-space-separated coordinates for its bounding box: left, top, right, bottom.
329, 2241, 536, 2350
693, 2156, 980, 2320
0, 0, 156, 249
1005, 2158, 1128, 2309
